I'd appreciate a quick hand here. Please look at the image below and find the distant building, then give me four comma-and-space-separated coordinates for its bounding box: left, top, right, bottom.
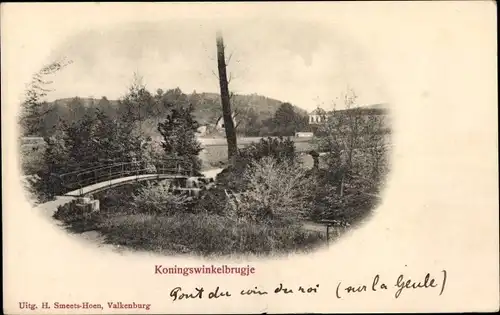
295, 132, 314, 138
308, 104, 389, 125
308, 108, 328, 124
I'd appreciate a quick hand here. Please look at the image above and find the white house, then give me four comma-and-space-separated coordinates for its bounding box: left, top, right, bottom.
308, 108, 328, 124
215, 112, 239, 130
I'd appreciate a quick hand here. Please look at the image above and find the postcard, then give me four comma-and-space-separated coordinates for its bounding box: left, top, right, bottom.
2, 2, 498, 314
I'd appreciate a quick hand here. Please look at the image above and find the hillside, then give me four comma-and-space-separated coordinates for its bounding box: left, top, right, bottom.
50, 92, 306, 126
193, 92, 307, 122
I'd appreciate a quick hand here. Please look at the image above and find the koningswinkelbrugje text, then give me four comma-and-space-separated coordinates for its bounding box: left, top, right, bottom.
155, 265, 256, 276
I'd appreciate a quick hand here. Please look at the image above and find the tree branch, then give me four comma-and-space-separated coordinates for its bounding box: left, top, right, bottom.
226, 51, 234, 66
211, 70, 219, 80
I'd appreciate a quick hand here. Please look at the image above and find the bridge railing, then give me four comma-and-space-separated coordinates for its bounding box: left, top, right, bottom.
57, 158, 194, 194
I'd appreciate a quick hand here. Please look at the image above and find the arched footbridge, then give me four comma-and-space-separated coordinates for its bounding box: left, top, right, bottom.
52, 159, 216, 197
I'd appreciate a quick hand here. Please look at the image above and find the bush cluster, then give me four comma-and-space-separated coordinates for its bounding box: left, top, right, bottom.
311, 170, 379, 224
53, 199, 101, 233
131, 181, 191, 215
216, 136, 298, 192
238, 136, 296, 164
236, 157, 314, 225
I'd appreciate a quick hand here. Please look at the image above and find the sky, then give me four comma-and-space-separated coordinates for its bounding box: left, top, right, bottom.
45, 19, 388, 112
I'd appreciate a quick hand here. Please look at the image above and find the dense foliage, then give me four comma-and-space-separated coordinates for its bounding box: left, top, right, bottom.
237, 157, 314, 225
215, 136, 298, 191
30, 79, 202, 200
132, 182, 191, 215
267, 102, 310, 136
157, 104, 203, 173
25, 89, 310, 138
19, 58, 73, 137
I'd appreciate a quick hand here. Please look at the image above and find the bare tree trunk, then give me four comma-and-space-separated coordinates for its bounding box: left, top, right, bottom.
216, 31, 238, 163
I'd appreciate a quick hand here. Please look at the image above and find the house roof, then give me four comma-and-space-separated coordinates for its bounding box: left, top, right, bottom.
309, 108, 326, 115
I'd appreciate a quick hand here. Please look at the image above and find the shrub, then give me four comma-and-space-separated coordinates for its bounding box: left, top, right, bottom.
216, 137, 299, 192
311, 173, 379, 225
21, 174, 52, 204
239, 136, 297, 164
237, 157, 315, 225
20, 145, 45, 175
94, 183, 142, 214
53, 199, 100, 232
214, 162, 247, 192
191, 185, 235, 216
53, 200, 77, 222
131, 181, 190, 215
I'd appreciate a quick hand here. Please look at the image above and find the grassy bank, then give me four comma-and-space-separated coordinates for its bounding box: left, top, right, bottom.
56, 207, 325, 257
96, 212, 324, 257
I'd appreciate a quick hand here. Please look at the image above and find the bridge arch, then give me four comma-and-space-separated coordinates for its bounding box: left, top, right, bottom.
52, 158, 200, 197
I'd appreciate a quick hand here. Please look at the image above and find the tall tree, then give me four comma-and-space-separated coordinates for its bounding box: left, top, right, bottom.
97, 96, 115, 118
19, 58, 72, 136
362, 114, 389, 185
38, 101, 55, 137
63, 112, 100, 167
116, 73, 157, 159
67, 97, 87, 122
216, 31, 238, 162
272, 102, 299, 136
238, 108, 261, 137
118, 73, 154, 124
316, 89, 365, 197
35, 123, 70, 198
157, 104, 203, 174
91, 108, 144, 162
